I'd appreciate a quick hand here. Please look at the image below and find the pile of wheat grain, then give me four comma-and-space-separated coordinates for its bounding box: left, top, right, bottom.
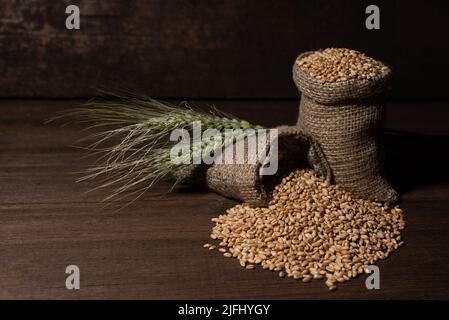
296, 48, 391, 83
205, 169, 405, 290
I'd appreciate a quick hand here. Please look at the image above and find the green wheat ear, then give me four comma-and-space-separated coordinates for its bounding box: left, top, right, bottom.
61, 89, 264, 202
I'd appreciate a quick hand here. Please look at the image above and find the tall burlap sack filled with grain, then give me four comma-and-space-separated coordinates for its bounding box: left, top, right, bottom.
173, 126, 331, 207
293, 49, 397, 203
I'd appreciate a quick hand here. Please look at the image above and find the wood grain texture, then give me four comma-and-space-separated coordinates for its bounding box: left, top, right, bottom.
3, 0, 448, 99
0, 99, 449, 299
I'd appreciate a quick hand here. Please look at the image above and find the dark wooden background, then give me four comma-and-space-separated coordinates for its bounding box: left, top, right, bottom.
1, 1, 449, 300
1, 0, 449, 99
1, 99, 449, 299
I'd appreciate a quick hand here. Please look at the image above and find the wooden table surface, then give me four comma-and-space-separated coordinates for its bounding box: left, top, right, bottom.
1, 99, 449, 299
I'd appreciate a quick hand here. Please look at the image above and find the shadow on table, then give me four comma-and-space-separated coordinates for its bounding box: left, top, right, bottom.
384, 130, 449, 194
173, 130, 449, 200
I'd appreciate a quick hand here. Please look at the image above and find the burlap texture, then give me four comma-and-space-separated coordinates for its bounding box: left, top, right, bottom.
173, 126, 331, 207
293, 50, 397, 203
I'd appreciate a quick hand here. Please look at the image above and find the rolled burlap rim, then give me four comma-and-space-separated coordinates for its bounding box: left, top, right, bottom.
293, 51, 392, 105
292, 50, 398, 204
173, 126, 331, 207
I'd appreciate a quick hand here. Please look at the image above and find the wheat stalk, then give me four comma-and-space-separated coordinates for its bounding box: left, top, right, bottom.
61, 90, 264, 202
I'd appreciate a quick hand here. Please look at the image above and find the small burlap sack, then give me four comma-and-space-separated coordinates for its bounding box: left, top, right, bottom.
173, 126, 331, 207
293, 51, 397, 203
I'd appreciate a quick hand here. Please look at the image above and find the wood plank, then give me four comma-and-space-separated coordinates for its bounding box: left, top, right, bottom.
0, 0, 404, 98
0, 99, 449, 299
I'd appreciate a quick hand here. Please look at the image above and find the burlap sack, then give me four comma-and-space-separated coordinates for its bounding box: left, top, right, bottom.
293, 51, 397, 203
173, 126, 331, 207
